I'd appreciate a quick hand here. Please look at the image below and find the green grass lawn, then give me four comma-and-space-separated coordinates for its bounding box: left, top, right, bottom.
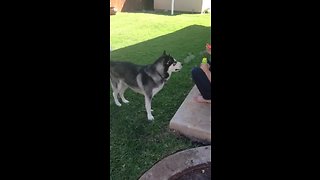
110, 12, 211, 180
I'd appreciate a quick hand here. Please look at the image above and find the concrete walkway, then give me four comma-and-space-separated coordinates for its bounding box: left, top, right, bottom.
139, 146, 211, 180
169, 85, 211, 143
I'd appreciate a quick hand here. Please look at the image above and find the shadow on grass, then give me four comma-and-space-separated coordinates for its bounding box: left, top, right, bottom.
111, 25, 211, 64
109, 25, 211, 180
109, 24, 211, 135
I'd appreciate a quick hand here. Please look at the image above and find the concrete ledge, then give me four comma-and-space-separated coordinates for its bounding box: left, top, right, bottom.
169, 85, 211, 143
139, 146, 211, 180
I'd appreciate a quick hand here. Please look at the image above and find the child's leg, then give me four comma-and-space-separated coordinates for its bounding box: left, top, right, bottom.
191, 67, 211, 100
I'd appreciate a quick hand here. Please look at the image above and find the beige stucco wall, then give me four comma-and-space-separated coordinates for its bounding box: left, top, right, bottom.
154, 0, 211, 13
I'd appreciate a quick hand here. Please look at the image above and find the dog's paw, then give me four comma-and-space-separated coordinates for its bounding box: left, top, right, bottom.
147, 114, 154, 121
115, 102, 122, 106
122, 99, 129, 104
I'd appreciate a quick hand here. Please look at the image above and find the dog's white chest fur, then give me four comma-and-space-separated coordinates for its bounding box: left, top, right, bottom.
152, 83, 165, 97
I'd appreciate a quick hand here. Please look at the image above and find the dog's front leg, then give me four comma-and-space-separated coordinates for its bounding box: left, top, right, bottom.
144, 95, 154, 121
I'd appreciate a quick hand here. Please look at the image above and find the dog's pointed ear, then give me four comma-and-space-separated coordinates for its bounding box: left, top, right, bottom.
163, 50, 166, 55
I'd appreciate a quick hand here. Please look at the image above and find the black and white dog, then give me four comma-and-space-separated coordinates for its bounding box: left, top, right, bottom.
110, 51, 183, 120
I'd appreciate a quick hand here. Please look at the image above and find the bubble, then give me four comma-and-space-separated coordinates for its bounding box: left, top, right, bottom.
182, 52, 197, 64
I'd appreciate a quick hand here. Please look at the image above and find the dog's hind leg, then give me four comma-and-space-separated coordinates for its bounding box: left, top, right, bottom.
118, 81, 129, 104
110, 79, 122, 107
144, 93, 154, 121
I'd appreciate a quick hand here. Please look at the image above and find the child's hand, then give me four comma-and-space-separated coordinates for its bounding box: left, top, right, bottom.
200, 63, 210, 73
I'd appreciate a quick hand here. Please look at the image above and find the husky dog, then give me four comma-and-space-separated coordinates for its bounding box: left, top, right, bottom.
110, 51, 183, 121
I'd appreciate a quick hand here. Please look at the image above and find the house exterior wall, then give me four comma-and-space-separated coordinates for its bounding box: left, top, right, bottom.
110, 0, 153, 12
154, 0, 211, 13
110, 0, 126, 12
202, 0, 211, 12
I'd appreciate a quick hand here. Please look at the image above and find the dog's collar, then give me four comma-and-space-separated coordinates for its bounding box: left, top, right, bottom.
157, 72, 167, 83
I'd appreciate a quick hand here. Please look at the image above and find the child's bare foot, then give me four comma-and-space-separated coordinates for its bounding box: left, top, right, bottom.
193, 95, 211, 104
